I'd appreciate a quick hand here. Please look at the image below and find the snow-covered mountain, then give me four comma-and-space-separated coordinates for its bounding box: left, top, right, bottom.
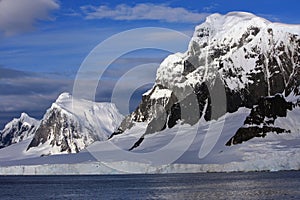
111, 12, 300, 149
0, 113, 39, 149
26, 93, 123, 156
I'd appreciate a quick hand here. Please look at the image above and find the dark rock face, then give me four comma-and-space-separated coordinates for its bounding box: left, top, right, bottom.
285, 36, 300, 96
27, 108, 81, 153
226, 126, 288, 146
0, 123, 35, 149
226, 95, 293, 146
113, 79, 229, 150
0, 114, 38, 149
127, 82, 210, 150
110, 84, 178, 140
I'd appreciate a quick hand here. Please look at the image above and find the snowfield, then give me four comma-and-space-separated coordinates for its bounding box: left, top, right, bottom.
0, 107, 300, 175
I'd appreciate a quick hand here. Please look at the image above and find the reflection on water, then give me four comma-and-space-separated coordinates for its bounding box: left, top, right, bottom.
0, 171, 300, 199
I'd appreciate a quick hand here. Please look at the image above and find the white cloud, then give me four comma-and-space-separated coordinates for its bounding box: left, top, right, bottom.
81, 4, 208, 23
0, 0, 59, 36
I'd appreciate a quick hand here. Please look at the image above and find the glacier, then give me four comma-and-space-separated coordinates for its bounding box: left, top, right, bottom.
0, 107, 300, 174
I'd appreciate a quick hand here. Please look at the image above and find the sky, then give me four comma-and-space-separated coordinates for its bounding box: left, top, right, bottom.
1, 0, 300, 129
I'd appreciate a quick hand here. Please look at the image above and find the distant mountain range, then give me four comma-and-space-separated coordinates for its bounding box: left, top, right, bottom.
0, 12, 300, 173
0, 93, 123, 156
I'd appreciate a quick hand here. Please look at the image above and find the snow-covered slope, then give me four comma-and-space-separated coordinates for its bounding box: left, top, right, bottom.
112, 12, 300, 150
0, 113, 39, 149
26, 93, 123, 156
1, 107, 300, 174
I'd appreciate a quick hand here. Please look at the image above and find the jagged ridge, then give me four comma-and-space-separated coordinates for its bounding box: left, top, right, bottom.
0, 113, 39, 149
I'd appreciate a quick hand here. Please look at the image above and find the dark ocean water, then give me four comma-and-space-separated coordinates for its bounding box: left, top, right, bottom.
0, 171, 300, 200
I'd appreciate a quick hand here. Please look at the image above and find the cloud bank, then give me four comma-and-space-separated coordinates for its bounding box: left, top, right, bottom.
0, 66, 72, 129
81, 4, 208, 23
0, 0, 59, 36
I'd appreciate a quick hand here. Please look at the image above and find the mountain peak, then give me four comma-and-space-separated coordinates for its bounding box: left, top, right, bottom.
206, 12, 269, 24
20, 112, 27, 117
0, 113, 39, 149
55, 92, 71, 103
19, 112, 30, 121
193, 12, 272, 44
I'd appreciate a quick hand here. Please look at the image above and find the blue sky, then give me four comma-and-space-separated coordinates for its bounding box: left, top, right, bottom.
0, 0, 300, 129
